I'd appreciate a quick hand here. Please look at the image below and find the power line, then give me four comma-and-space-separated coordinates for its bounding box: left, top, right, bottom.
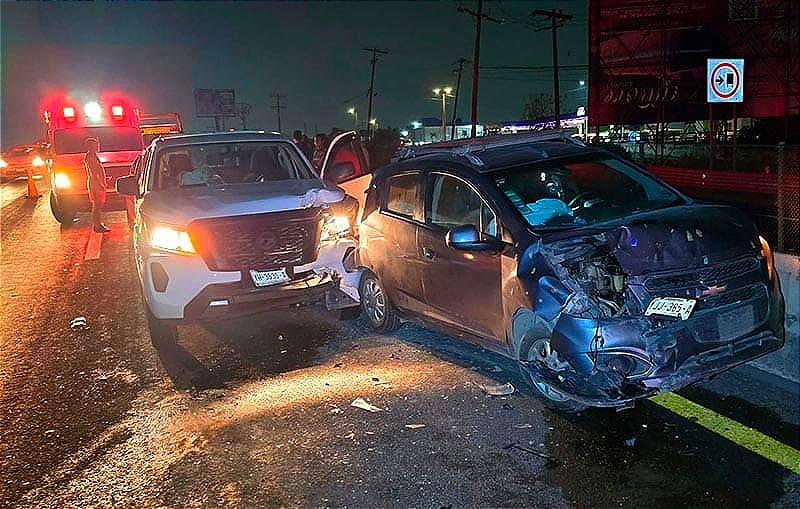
270, 92, 286, 134
364, 47, 389, 138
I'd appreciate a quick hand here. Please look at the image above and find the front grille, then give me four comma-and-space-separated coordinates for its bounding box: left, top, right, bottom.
644, 257, 759, 292
188, 208, 322, 272
694, 283, 761, 311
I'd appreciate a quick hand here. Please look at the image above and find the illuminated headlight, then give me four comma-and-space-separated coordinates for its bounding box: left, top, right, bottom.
53, 172, 71, 188
0, 158, 7, 168
320, 215, 351, 241
151, 225, 196, 254
32, 156, 45, 167
759, 235, 774, 280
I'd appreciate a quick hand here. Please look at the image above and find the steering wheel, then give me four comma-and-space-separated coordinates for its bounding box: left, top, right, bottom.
567, 192, 592, 208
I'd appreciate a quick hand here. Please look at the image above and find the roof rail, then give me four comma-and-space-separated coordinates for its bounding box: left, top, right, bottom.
393, 130, 584, 162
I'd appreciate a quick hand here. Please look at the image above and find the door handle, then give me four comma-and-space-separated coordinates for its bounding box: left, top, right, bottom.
423, 247, 436, 260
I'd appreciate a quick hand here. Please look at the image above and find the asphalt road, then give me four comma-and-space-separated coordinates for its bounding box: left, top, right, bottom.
1, 178, 799, 508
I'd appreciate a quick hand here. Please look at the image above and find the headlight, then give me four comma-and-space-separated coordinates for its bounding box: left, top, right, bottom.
320, 215, 351, 241
759, 235, 774, 280
53, 172, 71, 188
0, 158, 7, 168
32, 156, 45, 167
151, 225, 196, 254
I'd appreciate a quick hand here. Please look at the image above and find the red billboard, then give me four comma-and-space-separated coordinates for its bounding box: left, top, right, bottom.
588, 0, 799, 126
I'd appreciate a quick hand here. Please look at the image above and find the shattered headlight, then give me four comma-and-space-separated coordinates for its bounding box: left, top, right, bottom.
320, 215, 351, 242
759, 235, 774, 280
151, 225, 196, 254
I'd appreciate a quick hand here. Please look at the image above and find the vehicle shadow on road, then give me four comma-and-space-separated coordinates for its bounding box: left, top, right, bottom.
151, 339, 226, 391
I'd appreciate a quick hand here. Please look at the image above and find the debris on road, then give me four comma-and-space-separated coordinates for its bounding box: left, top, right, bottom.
624, 437, 636, 447
514, 423, 533, 429
479, 382, 515, 396
351, 397, 383, 413
405, 423, 426, 429
69, 316, 88, 331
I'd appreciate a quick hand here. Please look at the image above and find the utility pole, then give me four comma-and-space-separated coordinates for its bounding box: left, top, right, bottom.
236, 102, 252, 129
459, 1, 503, 138
270, 93, 286, 133
364, 47, 389, 139
450, 57, 469, 141
532, 9, 573, 129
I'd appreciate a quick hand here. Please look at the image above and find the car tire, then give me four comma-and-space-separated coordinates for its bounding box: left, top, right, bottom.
49, 192, 75, 224
518, 336, 587, 414
145, 306, 177, 347
359, 272, 401, 332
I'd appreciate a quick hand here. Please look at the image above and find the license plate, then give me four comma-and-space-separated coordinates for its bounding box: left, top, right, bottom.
250, 268, 290, 287
645, 296, 697, 320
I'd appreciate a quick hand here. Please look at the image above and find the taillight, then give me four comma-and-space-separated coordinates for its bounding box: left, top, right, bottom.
111, 105, 124, 118
62, 107, 76, 120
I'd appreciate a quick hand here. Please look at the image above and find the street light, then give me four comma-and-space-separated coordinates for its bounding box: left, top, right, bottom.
347, 107, 358, 130
369, 118, 378, 131
433, 87, 454, 141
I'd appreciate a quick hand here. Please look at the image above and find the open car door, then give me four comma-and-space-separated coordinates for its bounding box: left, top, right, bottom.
320, 131, 372, 219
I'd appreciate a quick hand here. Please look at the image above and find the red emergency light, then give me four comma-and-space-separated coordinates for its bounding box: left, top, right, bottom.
62, 106, 76, 121
111, 105, 124, 119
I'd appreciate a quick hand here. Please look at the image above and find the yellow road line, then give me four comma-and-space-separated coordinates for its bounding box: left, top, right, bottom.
652, 392, 800, 474
84, 230, 103, 261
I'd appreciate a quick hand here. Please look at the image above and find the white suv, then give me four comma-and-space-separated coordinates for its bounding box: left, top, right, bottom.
117, 131, 362, 344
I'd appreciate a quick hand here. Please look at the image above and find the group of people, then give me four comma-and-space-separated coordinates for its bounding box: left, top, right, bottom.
291, 130, 331, 171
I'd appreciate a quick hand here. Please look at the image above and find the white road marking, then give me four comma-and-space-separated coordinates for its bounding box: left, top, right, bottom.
84, 230, 103, 261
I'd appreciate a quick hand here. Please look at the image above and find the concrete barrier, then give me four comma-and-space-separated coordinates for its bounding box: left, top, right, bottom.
750, 252, 800, 384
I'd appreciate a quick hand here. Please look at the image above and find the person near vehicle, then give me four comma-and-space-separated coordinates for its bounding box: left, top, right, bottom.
292, 130, 314, 160
311, 133, 328, 171
84, 137, 110, 233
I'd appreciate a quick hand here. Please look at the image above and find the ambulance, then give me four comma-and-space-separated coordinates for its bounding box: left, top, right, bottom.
43, 95, 143, 223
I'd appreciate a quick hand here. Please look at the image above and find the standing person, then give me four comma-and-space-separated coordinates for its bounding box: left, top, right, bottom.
311, 133, 328, 171
292, 130, 314, 160
84, 137, 110, 233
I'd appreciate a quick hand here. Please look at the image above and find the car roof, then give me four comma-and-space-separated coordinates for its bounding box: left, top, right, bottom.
389, 131, 604, 174
152, 130, 287, 148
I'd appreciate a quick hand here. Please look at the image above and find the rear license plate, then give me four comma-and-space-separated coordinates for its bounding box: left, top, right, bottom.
250, 268, 290, 287
645, 297, 697, 320
717, 305, 755, 341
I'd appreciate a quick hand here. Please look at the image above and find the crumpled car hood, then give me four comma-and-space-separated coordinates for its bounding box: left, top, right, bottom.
540, 204, 759, 275
140, 180, 344, 227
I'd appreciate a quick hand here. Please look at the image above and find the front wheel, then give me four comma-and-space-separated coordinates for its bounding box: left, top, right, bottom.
519, 336, 587, 413
359, 272, 400, 332
49, 192, 75, 224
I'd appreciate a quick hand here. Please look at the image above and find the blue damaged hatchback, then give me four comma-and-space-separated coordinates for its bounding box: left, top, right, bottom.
355, 132, 784, 412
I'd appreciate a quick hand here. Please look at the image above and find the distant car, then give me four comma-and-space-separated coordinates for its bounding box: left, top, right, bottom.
116, 131, 363, 345
356, 132, 785, 412
0, 143, 48, 181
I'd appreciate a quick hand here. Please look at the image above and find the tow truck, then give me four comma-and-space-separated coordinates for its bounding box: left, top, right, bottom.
43, 95, 143, 223
139, 112, 183, 145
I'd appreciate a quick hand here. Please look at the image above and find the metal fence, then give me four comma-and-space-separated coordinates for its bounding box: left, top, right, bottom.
614, 142, 800, 255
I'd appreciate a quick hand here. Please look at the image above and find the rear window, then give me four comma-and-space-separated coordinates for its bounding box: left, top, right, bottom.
53, 127, 142, 154
153, 141, 316, 190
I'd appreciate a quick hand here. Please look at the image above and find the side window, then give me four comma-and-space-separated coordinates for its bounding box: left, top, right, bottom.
384, 173, 419, 219
428, 174, 497, 237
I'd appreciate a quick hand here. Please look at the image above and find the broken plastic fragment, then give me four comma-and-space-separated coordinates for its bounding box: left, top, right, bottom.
69, 316, 88, 331
480, 382, 515, 396
624, 437, 636, 447
350, 397, 383, 413
405, 424, 426, 429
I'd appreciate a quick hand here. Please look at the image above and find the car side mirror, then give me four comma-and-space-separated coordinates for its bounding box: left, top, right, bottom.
446, 224, 504, 252
326, 161, 356, 184
116, 174, 139, 197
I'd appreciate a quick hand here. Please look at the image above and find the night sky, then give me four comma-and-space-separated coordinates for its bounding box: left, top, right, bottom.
1, 0, 587, 148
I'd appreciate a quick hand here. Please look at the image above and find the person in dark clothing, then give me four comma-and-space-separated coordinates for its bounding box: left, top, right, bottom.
311, 133, 328, 171
292, 130, 314, 160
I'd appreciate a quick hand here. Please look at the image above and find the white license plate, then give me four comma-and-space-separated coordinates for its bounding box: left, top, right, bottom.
250, 268, 290, 287
645, 296, 697, 320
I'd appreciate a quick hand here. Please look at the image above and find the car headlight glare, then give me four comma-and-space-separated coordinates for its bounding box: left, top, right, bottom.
53, 172, 71, 188
320, 215, 351, 241
759, 235, 774, 280
151, 226, 196, 254
32, 156, 45, 167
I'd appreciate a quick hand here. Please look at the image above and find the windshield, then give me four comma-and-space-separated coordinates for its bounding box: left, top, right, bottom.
494, 156, 683, 229
153, 141, 316, 190
53, 127, 143, 154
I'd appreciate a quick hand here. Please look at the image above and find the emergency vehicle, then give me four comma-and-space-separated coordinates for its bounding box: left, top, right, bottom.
43, 95, 143, 223
139, 112, 183, 145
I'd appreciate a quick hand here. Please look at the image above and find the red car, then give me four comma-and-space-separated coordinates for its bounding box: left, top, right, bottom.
0, 143, 48, 182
